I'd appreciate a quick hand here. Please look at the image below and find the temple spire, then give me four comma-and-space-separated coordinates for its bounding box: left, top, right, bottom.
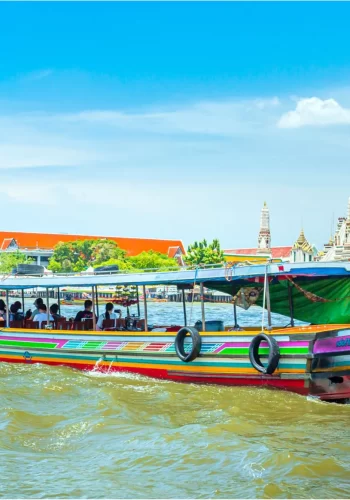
257, 202, 271, 252
296, 228, 306, 245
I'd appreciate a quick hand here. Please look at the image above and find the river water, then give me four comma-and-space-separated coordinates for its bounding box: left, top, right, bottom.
1, 303, 350, 498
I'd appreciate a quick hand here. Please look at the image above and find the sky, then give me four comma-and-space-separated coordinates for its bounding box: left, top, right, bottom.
1, 2, 350, 251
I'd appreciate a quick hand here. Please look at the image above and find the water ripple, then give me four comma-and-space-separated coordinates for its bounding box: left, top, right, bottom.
1, 361, 350, 498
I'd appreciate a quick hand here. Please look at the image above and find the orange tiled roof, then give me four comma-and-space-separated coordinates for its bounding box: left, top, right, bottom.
0, 231, 185, 257
1, 238, 15, 251
224, 247, 293, 259
167, 246, 181, 258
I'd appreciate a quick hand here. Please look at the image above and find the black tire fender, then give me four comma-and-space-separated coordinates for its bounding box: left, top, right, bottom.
175, 327, 202, 362
249, 333, 280, 375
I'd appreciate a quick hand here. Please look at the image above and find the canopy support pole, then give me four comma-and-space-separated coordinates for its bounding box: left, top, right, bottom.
266, 277, 272, 330
92, 286, 97, 331
200, 283, 206, 331
46, 288, 50, 326
288, 282, 295, 327
142, 285, 148, 332
5, 290, 9, 327
182, 289, 187, 326
95, 286, 99, 317
261, 262, 272, 331
58, 287, 61, 315
233, 302, 239, 329
21, 289, 25, 318
136, 286, 140, 317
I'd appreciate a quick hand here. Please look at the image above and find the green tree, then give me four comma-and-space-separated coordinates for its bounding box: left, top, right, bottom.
46, 258, 62, 273
48, 239, 180, 273
184, 238, 224, 268
129, 250, 179, 271
91, 241, 126, 266
0, 252, 32, 274
48, 239, 127, 273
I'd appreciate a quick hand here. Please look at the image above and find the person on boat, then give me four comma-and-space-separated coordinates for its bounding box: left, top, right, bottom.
74, 300, 94, 322
50, 303, 63, 322
30, 297, 44, 320
33, 304, 53, 328
24, 309, 32, 321
9, 301, 24, 322
0, 299, 6, 323
96, 303, 120, 330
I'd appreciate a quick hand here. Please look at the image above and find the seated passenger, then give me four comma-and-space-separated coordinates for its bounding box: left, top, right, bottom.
96, 303, 120, 330
10, 301, 24, 322
30, 298, 44, 320
0, 299, 6, 323
33, 304, 53, 328
25, 310, 32, 321
50, 303, 62, 322
74, 300, 94, 322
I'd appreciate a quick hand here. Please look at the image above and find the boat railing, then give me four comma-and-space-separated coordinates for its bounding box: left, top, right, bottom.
1, 260, 349, 283
0, 262, 227, 280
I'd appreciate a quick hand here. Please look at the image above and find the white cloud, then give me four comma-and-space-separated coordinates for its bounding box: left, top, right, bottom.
0, 93, 349, 174
0, 177, 237, 216
0, 143, 97, 169
0, 96, 281, 170
62, 97, 280, 136
0, 114, 102, 169
0, 89, 349, 248
23, 69, 54, 81
254, 97, 280, 110
278, 97, 350, 128
0, 180, 59, 205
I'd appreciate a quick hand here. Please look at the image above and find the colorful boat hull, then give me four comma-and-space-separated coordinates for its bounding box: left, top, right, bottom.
1, 325, 350, 401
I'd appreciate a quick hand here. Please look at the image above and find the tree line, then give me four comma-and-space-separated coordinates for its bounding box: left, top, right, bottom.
0, 238, 225, 273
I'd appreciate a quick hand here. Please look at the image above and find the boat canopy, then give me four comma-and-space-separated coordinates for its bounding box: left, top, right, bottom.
0, 262, 348, 290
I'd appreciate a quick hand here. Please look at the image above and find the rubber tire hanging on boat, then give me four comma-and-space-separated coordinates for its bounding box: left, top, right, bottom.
249, 333, 280, 375
175, 327, 202, 362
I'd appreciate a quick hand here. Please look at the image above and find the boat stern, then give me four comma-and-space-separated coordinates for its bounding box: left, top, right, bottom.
310, 328, 350, 402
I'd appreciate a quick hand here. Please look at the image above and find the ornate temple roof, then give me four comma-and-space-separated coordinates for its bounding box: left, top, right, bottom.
293, 229, 313, 253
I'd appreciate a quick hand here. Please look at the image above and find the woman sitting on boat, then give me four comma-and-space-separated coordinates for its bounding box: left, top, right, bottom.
96, 302, 120, 330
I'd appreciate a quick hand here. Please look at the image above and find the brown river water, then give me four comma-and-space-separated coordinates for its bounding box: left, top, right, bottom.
1, 302, 350, 498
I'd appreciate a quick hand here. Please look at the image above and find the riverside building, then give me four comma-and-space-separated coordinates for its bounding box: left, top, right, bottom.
318, 197, 350, 262
0, 231, 185, 268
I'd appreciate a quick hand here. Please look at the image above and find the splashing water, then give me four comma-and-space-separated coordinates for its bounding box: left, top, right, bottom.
106, 358, 115, 375
91, 356, 104, 373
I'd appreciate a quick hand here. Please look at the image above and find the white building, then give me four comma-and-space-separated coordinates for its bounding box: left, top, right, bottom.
257, 201, 271, 253
319, 197, 350, 261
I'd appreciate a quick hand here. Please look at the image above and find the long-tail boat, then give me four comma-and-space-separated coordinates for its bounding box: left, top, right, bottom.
1, 262, 350, 402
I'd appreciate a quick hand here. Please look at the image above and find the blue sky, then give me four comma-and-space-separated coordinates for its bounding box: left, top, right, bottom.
1, 2, 350, 250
